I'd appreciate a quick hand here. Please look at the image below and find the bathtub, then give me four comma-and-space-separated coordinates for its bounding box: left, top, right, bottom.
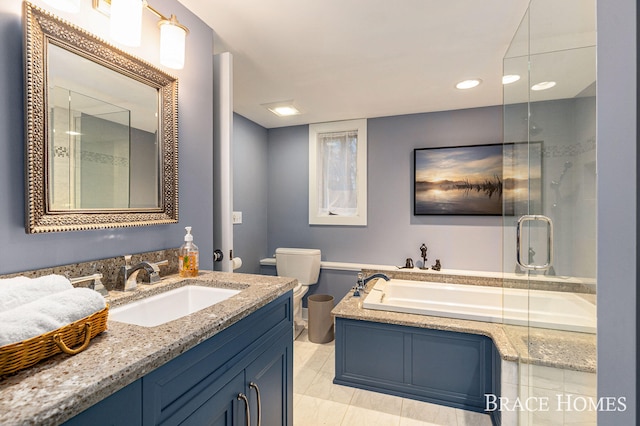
362, 278, 596, 333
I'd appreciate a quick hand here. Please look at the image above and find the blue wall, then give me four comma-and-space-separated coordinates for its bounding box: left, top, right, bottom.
596, 0, 637, 423
261, 107, 505, 302
0, 0, 214, 274
266, 107, 504, 270
232, 113, 269, 274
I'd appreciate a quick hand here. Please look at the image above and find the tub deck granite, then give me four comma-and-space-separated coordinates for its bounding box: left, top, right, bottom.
332, 285, 596, 373
0, 271, 296, 426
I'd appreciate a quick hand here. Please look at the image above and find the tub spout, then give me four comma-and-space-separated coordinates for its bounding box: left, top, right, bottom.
353, 272, 390, 297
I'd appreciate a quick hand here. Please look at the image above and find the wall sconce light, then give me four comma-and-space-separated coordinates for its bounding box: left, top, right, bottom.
93, 0, 189, 70
43, 0, 82, 13
108, 0, 143, 46
157, 13, 189, 70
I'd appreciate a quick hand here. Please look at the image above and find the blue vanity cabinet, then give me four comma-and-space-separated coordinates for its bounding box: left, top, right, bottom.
142, 291, 293, 425
177, 372, 246, 426
334, 318, 500, 424
179, 330, 293, 426
63, 291, 292, 426
62, 379, 143, 425
245, 331, 293, 426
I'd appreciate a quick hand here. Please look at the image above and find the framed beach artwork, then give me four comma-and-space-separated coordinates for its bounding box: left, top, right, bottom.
413, 143, 542, 216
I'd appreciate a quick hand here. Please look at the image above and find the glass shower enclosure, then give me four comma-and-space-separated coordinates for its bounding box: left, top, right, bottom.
502, 0, 597, 424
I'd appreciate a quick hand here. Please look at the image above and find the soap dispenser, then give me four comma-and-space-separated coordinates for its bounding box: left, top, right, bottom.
179, 226, 199, 277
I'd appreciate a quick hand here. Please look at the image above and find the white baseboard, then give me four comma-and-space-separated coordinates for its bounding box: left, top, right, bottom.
302, 307, 308, 320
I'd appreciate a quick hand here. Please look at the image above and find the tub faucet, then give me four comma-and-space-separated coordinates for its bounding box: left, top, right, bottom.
353, 272, 390, 297
120, 255, 168, 291
419, 243, 428, 269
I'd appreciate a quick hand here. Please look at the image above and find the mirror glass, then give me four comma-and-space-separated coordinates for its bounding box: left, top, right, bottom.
48, 44, 160, 210
24, 2, 179, 233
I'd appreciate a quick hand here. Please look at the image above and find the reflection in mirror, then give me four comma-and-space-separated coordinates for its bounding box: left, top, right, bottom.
48, 44, 160, 210
24, 2, 179, 233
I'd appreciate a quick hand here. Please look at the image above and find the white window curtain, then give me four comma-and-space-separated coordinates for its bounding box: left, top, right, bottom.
309, 118, 366, 226
316, 130, 358, 216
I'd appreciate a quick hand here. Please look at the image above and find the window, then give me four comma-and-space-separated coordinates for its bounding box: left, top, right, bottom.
309, 119, 367, 225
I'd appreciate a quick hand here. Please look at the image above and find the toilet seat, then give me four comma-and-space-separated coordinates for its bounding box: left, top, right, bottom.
291, 282, 309, 338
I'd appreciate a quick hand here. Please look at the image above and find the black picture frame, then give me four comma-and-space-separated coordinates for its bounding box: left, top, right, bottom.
413, 142, 542, 216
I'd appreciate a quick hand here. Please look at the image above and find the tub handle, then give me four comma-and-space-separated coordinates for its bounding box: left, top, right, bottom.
516, 215, 553, 271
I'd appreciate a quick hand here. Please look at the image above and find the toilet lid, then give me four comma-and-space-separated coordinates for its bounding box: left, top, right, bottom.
293, 281, 303, 294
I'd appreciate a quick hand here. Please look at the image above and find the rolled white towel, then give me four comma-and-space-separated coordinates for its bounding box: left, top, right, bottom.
0, 274, 73, 312
0, 287, 106, 347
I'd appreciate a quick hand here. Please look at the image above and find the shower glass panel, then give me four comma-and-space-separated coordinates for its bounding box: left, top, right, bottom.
503, 0, 596, 424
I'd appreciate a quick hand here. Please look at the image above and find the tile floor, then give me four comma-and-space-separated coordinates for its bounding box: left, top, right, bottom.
293, 328, 493, 426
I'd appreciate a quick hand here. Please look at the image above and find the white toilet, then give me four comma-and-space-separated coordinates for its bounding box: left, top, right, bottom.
275, 248, 321, 338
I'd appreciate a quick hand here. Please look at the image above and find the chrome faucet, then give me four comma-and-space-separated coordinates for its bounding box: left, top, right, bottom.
353, 272, 390, 297
120, 255, 168, 291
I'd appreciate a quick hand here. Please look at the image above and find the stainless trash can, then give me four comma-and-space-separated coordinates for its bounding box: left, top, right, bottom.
307, 294, 334, 343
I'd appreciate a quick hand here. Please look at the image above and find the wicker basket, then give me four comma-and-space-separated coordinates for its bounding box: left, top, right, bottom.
0, 305, 109, 376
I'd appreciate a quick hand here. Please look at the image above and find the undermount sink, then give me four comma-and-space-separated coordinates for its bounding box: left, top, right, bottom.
109, 285, 241, 327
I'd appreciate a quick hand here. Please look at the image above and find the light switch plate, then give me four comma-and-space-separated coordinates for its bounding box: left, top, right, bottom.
232, 211, 242, 224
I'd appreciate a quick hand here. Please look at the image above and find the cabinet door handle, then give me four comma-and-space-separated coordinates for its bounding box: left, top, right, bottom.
237, 393, 250, 426
249, 382, 262, 426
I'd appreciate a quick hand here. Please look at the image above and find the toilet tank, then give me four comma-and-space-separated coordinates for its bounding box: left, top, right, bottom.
275, 248, 321, 285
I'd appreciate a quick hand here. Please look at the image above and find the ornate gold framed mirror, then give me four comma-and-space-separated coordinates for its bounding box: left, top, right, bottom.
24, 2, 179, 233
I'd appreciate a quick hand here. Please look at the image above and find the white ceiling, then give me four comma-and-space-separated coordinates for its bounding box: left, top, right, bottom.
177, 0, 594, 129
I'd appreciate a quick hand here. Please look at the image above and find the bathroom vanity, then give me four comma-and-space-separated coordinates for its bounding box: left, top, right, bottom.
0, 271, 295, 426
66, 292, 292, 425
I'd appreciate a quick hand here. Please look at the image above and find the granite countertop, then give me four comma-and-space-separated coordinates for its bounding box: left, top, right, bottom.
331, 286, 596, 373
0, 271, 296, 426
503, 324, 596, 372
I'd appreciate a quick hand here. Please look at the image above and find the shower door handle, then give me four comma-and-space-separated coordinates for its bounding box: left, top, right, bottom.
516, 215, 554, 271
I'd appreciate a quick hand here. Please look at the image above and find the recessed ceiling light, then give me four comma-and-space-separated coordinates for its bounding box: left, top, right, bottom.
262, 100, 302, 117
270, 106, 300, 117
502, 74, 521, 85
531, 81, 556, 91
455, 79, 482, 90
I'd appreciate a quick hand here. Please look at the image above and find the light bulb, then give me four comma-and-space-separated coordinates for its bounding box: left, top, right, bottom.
531, 81, 556, 91
159, 16, 188, 69
502, 74, 521, 85
455, 79, 482, 90
109, 0, 143, 47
